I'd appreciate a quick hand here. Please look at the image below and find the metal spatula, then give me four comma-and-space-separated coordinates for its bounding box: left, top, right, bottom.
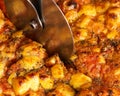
4, 0, 74, 60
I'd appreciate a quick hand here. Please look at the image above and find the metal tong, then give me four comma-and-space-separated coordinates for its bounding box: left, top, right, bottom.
4, 0, 74, 60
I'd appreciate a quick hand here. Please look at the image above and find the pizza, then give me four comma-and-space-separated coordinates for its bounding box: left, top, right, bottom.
0, 0, 120, 96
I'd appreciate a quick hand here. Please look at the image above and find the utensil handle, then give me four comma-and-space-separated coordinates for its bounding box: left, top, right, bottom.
29, 0, 45, 28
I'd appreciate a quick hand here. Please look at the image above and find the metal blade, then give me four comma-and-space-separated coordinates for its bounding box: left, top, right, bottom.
4, 0, 43, 39
4, 0, 74, 60
38, 0, 74, 59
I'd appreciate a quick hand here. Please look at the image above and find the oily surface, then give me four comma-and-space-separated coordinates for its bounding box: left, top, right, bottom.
0, 0, 120, 96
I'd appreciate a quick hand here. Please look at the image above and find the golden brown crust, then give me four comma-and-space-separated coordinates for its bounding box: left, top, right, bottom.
59, 0, 120, 95
0, 0, 120, 95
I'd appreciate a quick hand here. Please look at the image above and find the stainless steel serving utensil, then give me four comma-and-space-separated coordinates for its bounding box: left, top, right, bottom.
4, 0, 74, 60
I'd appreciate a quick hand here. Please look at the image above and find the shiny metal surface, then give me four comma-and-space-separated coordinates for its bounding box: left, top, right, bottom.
4, 0, 74, 60
4, 0, 43, 39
